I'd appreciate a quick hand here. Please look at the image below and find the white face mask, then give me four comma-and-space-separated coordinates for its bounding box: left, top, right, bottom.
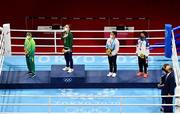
64, 27, 68, 32
27, 36, 31, 39
110, 35, 114, 38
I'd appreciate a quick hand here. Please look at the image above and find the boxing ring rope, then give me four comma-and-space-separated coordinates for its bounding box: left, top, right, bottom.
10, 29, 165, 55
0, 95, 178, 114
11, 45, 164, 48
0, 28, 5, 76
0, 94, 178, 98
11, 37, 164, 40
11, 29, 165, 32
2, 25, 177, 113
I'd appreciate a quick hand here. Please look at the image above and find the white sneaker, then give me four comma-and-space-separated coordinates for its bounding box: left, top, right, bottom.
107, 72, 113, 77
67, 68, 74, 73
112, 73, 117, 78
62, 67, 69, 71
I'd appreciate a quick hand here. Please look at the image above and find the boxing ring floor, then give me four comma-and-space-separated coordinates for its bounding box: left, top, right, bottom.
0, 55, 175, 113
0, 88, 163, 113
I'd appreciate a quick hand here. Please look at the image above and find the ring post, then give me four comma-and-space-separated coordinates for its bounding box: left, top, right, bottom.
3, 24, 11, 55
165, 24, 172, 58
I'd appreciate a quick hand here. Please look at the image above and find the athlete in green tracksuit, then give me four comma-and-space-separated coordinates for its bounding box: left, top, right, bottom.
61, 24, 74, 73
24, 32, 36, 77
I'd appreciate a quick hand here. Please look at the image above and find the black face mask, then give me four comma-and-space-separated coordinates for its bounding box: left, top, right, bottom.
162, 67, 169, 74
140, 37, 145, 41
164, 70, 169, 74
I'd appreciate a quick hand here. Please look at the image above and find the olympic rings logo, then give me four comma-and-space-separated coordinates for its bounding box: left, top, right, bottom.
63, 77, 73, 83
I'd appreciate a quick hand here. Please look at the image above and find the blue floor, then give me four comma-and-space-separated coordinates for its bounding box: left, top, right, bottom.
0, 56, 174, 113
2, 56, 172, 71
0, 88, 162, 113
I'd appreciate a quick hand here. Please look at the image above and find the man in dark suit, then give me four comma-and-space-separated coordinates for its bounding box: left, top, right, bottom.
157, 70, 166, 112
161, 64, 176, 113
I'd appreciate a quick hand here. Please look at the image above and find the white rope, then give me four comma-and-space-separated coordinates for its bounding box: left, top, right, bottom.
11, 52, 164, 55
0, 113, 172, 114
10, 29, 165, 56
0, 103, 176, 106
11, 37, 55, 40
10, 29, 165, 33
11, 44, 137, 48
11, 44, 164, 48
11, 37, 165, 40
0, 94, 177, 98
74, 37, 165, 40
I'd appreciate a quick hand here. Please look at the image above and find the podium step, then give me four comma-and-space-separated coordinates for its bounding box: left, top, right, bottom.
0, 68, 161, 88
50, 65, 86, 83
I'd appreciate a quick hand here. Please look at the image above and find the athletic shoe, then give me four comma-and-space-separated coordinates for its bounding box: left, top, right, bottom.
26, 72, 32, 75
62, 67, 69, 71
30, 73, 36, 78
67, 68, 74, 73
137, 72, 143, 76
107, 72, 113, 77
143, 73, 148, 78
112, 73, 117, 78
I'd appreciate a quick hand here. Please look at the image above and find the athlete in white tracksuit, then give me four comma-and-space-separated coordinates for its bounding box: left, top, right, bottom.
136, 31, 150, 78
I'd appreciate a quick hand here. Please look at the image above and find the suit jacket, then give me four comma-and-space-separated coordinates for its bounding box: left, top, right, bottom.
162, 72, 177, 95
160, 74, 166, 85
159, 74, 166, 95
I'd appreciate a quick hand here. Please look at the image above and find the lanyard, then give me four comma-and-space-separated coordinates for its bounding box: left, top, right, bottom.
110, 39, 115, 50
140, 41, 143, 50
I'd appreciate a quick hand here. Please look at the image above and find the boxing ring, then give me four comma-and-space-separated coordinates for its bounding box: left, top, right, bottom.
0, 23, 180, 113
0, 24, 166, 88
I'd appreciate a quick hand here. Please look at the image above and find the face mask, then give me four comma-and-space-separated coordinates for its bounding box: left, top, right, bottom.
164, 69, 169, 73
110, 35, 114, 38
64, 27, 68, 32
140, 37, 145, 41
27, 36, 31, 39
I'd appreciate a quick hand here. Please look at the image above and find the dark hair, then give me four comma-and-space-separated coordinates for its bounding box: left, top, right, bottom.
26, 32, 32, 37
162, 64, 173, 71
65, 24, 71, 28
140, 31, 148, 37
162, 64, 169, 71
111, 31, 117, 36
